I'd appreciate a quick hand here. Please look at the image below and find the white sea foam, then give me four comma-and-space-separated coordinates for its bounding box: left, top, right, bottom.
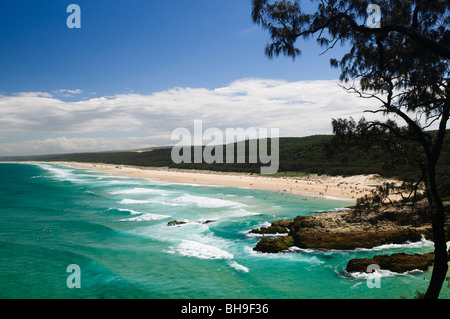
37, 164, 103, 183
350, 282, 365, 289
228, 261, 250, 273
169, 240, 234, 260
354, 235, 434, 252
259, 222, 272, 228
245, 232, 288, 238
109, 208, 145, 215
109, 208, 171, 222
119, 198, 184, 207
120, 213, 171, 222
148, 200, 184, 207
110, 187, 170, 196
37, 164, 77, 180
119, 199, 154, 205
228, 208, 260, 218
345, 268, 423, 280
102, 180, 141, 185
243, 246, 324, 264
208, 209, 260, 222
172, 194, 247, 209
167, 240, 249, 272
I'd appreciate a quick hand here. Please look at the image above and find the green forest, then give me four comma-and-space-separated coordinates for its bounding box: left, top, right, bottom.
2, 132, 449, 198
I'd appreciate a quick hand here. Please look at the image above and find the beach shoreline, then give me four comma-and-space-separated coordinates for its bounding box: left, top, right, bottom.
20, 161, 402, 202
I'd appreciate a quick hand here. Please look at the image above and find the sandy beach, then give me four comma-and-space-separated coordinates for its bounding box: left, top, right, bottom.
42, 161, 401, 202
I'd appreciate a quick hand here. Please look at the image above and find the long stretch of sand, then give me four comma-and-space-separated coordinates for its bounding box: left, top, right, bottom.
43, 161, 400, 202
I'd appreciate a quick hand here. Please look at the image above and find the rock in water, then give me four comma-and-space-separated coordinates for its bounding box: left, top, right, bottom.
167, 220, 187, 226
287, 202, 450, 250
251, 202, 450, 253
253, 236, 294, 253
250, 219, 293, 235
346, 252, 437, 273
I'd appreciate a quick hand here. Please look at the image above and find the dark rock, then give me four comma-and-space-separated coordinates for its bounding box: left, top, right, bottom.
291, 227, 425, 250
345, 258, 375, 273
346, 252, 436, 273
286, 202, 449, 250
251, 202, 450, 252
167, 220, 187, 226
250, 219, 293, 235
253, 236, 294, 253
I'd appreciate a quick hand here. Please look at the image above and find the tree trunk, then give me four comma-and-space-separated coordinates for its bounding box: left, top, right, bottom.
423, 163, 448, 299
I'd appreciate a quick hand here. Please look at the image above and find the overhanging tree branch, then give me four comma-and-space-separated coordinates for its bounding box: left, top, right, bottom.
335, 12, 450, 59
252, 0, 449, 299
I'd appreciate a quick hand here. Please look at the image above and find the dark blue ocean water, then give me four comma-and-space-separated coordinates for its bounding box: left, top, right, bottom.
0, 163, 447, 299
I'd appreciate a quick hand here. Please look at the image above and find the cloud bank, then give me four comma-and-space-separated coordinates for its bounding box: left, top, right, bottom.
0, 78, 381, 156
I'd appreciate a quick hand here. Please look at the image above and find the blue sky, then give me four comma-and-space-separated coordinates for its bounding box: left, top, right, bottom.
0, 1, 368, 156
0, 0, 344, 96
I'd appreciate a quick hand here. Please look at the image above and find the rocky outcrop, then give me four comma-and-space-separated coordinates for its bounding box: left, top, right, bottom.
253, 236, 294, 253
289, 217, 429, 250
252, 202, 450, 252
249, 219, 293, 235
346, 252, 437, 273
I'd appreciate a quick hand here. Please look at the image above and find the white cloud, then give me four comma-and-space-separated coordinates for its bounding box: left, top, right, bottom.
0, 78, 385, 156
53, 89, 83, 97
0, 136, 170, 156
14, 92, 53, 98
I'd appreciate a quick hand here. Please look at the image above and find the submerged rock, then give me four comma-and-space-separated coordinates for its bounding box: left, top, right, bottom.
167, 219, 215, 227
167, 220, 187, 226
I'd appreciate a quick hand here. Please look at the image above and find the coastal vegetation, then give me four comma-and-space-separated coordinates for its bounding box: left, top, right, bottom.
251, 0, 449, 298
3, 132, 449, 199
3, 0, 450, 298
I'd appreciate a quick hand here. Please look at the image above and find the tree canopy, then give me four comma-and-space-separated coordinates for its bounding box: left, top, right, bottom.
252, 0, 449, 298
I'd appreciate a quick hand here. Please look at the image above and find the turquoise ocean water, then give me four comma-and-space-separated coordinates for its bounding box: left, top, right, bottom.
0, 163, 448, 299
